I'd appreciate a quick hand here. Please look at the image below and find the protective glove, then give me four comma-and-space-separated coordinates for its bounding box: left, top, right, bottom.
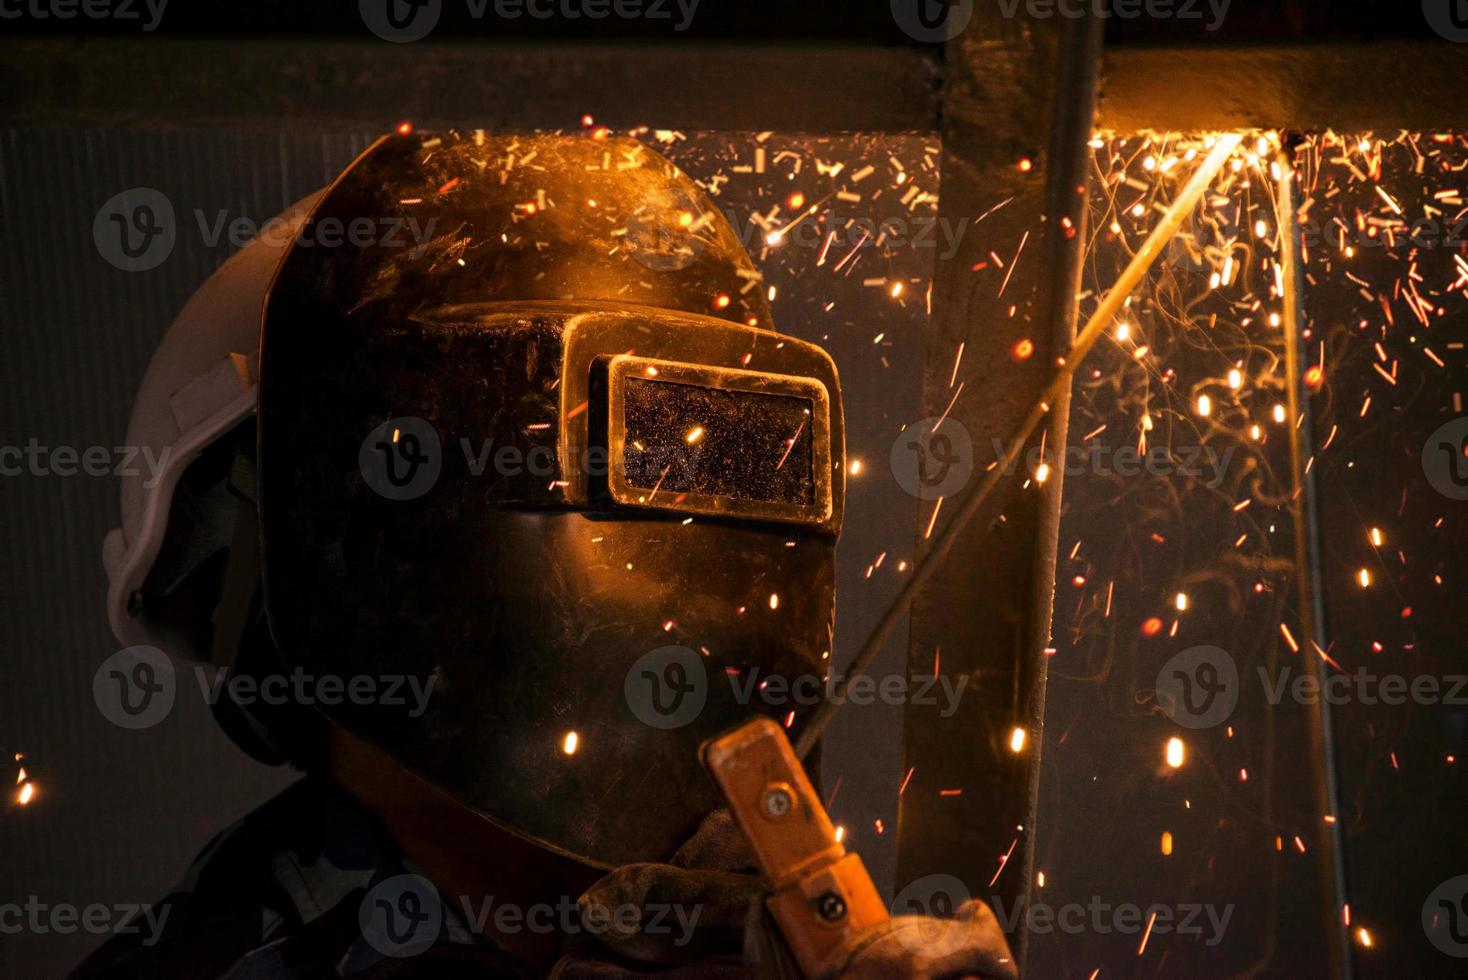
751, 897, 1018, 980
550, 810, 763, 976
552, 809, 1017, 980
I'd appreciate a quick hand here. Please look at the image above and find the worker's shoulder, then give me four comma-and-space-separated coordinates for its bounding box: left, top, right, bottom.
69, 776, 393, 980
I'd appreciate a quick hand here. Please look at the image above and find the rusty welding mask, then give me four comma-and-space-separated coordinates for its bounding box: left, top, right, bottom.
257, 133, 843, 868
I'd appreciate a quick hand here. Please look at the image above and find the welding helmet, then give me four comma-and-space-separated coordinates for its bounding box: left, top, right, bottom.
108, 131, 844, 869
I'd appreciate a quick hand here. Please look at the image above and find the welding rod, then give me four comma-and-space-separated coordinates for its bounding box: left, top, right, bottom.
795, 133, 1245, 759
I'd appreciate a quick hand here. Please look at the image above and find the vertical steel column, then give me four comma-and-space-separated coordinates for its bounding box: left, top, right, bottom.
895, 10, 1102, 961
1277, 146, 1353, 980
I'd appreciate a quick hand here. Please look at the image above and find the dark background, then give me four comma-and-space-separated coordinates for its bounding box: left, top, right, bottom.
0, 0, 1449, 42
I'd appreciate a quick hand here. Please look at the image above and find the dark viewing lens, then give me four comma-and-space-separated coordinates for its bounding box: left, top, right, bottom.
621, 377, 817, 507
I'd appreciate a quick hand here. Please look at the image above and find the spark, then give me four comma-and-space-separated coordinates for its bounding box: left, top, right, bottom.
1009, 727, 1027, 753
1138, 910, 1158, 954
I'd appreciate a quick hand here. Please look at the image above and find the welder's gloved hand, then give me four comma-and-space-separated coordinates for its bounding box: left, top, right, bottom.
746, 896, 1018, 980
551, 810, 765, 977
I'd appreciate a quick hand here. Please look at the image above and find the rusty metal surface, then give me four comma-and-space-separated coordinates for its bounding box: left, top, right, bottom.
1099, 41, 1468, 133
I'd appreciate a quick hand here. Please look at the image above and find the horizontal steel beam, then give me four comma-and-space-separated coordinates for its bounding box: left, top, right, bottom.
0, 38, 940, 133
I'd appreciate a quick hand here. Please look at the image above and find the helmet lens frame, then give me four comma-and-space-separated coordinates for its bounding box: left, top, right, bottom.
601, 355, 834, 527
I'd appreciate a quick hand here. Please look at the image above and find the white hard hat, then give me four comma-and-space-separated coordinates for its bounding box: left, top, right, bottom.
102, 194, 322, 662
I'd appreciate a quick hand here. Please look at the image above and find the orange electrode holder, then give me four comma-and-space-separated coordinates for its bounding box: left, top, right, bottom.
701, 717, 890, 977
